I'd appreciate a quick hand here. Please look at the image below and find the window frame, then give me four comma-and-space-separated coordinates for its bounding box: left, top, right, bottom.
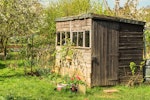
56, 30, 91, 48
56, 32, 61, 46
85, 30, 90, 47
72, 31, 78, 46
78, 31, 84, 47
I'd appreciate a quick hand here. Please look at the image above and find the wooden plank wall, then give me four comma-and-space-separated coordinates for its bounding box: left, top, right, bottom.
56, 19, 91, 32
91, 20, 119, 86
118, 23, 144, 84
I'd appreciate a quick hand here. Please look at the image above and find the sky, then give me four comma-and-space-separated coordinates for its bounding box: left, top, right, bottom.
39, 0, 150, 9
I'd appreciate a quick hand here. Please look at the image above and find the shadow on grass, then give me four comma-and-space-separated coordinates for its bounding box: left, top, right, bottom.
0, 73, 25, 78
0, 71, 25, 81
0, 63, 6, 69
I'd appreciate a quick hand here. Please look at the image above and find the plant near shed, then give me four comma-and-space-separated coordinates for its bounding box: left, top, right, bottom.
139, 61, 145, 70
68, 75, 85, 92
129, 62, 137, 75
128, 61, 145, 86
56, 39, 75, 68
69, 75, 84, 85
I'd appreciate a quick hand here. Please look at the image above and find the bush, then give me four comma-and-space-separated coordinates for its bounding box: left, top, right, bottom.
36, 68, 51, 76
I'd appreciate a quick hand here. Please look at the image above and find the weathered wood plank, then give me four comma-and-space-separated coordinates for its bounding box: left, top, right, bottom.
120, 36, 143, 38
118, 23, 144, 85
119, 46, 143, 49
120, 32, 143, 34
91, 20, 119, 86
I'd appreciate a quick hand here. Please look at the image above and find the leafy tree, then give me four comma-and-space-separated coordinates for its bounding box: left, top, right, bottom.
0, 0, 45, 75
0, 0, 43, 59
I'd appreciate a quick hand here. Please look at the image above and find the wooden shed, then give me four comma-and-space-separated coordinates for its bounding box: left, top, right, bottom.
55, 13, 145, 87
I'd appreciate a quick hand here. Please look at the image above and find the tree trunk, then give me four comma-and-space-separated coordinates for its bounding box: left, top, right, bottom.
3, 46, 7, 60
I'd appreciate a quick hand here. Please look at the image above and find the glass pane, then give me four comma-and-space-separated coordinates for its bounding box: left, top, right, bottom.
66, 32, 70, 39
66, 32, 70, 44
57, 32, 60, 45
78, 32, 83, 46
62, 32, 65, 45
73, 32, 77, 46
85, 31, 90, 47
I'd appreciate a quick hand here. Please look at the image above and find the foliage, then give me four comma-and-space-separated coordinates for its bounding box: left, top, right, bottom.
128, 61, 145, 86
62, 75, 84, 86
144, 30, 150, 58
36, 67, 51, 76
145, 30, 150, 47
0, 0, 43, 58
0, 0, 51, 73
69, 75, 85, 85
139, 61, 145, 70
129, 62, 137, 75
113, 0, 150, 22
59, 39, 74, 61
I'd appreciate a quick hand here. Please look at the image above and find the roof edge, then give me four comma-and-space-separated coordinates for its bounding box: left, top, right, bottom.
55, 13, 146, 25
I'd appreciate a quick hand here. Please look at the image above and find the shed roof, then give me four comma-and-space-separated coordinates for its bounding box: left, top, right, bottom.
55, 13, 145, 25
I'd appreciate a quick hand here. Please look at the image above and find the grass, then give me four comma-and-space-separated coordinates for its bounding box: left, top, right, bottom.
0, 61, 150, 99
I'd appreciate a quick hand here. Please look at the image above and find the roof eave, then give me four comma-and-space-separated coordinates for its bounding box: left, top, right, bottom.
55, 13, 146, 26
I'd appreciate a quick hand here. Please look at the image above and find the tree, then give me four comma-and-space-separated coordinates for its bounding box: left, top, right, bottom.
0, 0, 43, 59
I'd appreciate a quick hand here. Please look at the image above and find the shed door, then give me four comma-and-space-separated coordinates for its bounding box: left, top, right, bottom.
91, 20, 119, 86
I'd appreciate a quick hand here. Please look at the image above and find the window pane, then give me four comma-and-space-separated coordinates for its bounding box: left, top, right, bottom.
85, 31, 90, 47
66, 32, 70, 44
57, 32, 60, 45
66, 32, 70, 39
62, 32, 65, 45
78, 32, 83, 46
73, 32, 77, 46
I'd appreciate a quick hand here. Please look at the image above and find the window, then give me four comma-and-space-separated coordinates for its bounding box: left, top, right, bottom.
78, 32, 83, 46
62, 32, 65, 45
66, 32, 70, 39
85, 31, 90, 47
56, 31, 90, 47
66, 32, 70, 44
73, 32, 77, 46
57, 32, 60, 45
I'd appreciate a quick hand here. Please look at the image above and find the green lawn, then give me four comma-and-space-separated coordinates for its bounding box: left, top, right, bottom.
0, 65, 150, 100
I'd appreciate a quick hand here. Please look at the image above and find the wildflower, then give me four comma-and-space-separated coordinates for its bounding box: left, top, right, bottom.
71, 77, 74, 80
76, 75, 81, 80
